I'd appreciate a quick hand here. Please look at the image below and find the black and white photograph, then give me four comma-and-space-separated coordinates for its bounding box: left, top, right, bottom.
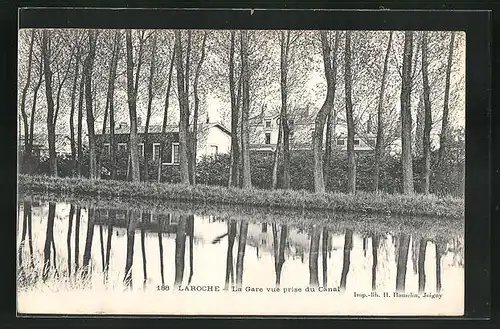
16, 20, 467, 315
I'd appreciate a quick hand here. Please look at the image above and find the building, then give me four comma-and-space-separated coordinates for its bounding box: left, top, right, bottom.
95, 121, 231, 166
17, 134, 73, 159
249, 109, 378, 153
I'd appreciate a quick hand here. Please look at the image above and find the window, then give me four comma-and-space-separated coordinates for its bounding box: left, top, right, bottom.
337, 139, 345, 146
103, 143, 110, 155
265, 133, 271, 145
152, 143, 161, 161
172, 143, 180, 164
210, 145, 218, 155
118, 143, 127, 152
138, 143, 144, 157
354, 139, 360, 146
265, 120, 271, 128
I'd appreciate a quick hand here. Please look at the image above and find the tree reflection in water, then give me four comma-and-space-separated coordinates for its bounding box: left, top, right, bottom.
395, 233, 410, 292
174, 214, 187, 288
124, 209, 138, 288
308, 225, 321, 288
158, 215, 165, 286
74, 206, 81, 273
340, 228, 353, 292
82, 207, 96, 278
224, 219, 237, 290
371, 233, 380, 291
321, 227, 329, 288
272, 223, 287, 288
235, 221, 249, 289
417, 237, 427, 293
18, 201, 462, 297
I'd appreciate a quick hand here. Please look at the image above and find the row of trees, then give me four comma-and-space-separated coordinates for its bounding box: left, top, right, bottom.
18, 201, 456, 293
18, 29, 464, 195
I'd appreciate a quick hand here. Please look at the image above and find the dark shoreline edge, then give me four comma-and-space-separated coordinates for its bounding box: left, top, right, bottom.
18, 174, 464, 220
19, 191, 464, 240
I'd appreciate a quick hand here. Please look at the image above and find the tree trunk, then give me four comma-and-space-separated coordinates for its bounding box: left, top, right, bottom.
20, 30, 35, 169
41, 30, 58, 177
344, 31, 356, 193
158, 48, 176, 183
28, 63, 43, 161
158, 221, 165, 286
418, 238, 427, 293
76, 72, 84, 177
313, 31, 336, 193
67, 205, 74, 276
125, 30, 143, 183
174, 215, 187, 288
400, 31, 415, 194
84, 30, 98, 179
439, 31, 455, 162
395, 233, 410, 292
308, 225, 321, 287
235, 221, 249, 288
323, 31, 340, 188
371, 234, 379, 291
82, 207, 95, 277
74, 206, 81, 273
228, 31, 241, 188
143, 32, 158, 182
271, 118, 283, 190
321, 227, 329, 288
124, 209, 138, 288
224, 219, 237, 290
280, 31, 292, 190
109, 32, 121, 180
415, 92, 425, 158
190, 31, 207, 185
42, 202, 56, 281
240, 31, 252, 189
175, 31, 191, 185
340, 229, 353, 292
69, 52, 81, 177
141, 217, 147, 287
373, 31, 393, 192
421, 31, 433, 194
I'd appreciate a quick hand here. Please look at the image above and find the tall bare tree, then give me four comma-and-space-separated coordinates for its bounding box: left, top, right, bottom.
228, 31, 241, 187
41, 30, 58, 177
19, 30, 35, 169
157, 46, 176, 182
344, 31, 356, 193
190, 31, 208, 184
143, 31, 158, 181
125, 30, 145, 183
313, 31, 336, 193
400, 31, 415, 194
175, 30, 191, 185
83, 30, 98, 179
239, 31, 252, 189
96, 31, 120, 179
323, 31, 340, 187
373, 31, 393, 192
421, 31, 433, 194
438, 32, 456, 162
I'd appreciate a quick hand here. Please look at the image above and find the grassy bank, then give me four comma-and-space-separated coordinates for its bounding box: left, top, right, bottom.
18, 174, 464, 219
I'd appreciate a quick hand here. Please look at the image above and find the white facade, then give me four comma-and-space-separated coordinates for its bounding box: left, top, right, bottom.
197, 123, 231, 159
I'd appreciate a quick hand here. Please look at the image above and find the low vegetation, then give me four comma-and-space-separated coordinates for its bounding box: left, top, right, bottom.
19, 174, 464, 219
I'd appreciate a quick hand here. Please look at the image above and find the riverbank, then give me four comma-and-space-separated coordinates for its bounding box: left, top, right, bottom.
18, 174, 464, 219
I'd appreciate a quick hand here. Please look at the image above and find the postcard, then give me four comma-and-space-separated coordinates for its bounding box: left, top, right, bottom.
17, 22, 465, 316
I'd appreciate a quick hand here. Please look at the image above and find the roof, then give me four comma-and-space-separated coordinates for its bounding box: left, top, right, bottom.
98, 122, 231, 136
